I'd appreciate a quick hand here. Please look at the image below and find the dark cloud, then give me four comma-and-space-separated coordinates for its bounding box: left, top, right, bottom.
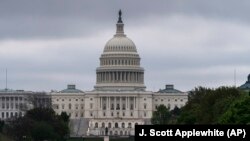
0, 0, 250, 91
0, 0, 250, 39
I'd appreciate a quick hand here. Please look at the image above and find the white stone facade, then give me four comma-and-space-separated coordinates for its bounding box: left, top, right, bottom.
0, 89, 49, 120
50, 11, 188, 137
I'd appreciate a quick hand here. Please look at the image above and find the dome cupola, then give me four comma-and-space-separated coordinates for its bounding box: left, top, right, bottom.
94, 10, 146, 91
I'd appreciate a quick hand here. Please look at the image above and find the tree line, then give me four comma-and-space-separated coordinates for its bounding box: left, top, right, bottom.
151, 86, 250, 124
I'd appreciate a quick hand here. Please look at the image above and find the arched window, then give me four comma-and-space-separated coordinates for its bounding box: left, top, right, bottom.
108, 122, 111, 128
122, 123, 125, 128
95, 122, 98, 128
128, 123, 131, 128
115, 122, 118, 128
102, 122, 105, 128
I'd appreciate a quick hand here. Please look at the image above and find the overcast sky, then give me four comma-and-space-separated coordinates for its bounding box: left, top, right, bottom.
0, 0, 250, 92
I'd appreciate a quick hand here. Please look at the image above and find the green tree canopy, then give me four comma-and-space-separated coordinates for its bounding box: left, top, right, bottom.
4, 108, 69, 141
177, 86, 244, 124
218, 96, 250, 124
151, 105, 171, 124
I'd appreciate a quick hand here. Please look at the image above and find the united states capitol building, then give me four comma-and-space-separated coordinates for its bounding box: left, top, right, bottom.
0, 11, 188, 137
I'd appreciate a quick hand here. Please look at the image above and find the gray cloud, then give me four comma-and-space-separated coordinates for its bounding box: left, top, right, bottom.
0, 0, 250, 92
1, 0, 250, 39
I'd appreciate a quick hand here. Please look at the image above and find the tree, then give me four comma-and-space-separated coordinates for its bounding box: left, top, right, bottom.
177, 86, 242, 124
60, 111, 70, 123
4, 108, 69, 141
218, 96, 250, 124
0, 120, 4, 133
151, 105, 171, 124
31, 121, 56, 141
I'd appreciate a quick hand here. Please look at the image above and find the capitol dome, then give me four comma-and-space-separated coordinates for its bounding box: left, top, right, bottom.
94, 10, 145, 91
104, 37, 137, 53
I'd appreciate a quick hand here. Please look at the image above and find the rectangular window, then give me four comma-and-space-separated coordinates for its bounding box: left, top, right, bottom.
90, 103, 93, 109
130, 104, 134, 110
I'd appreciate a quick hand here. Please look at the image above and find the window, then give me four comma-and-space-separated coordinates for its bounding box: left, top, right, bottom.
161, 99, 163, 102
144, 104, 147, 109
108, 123, 111, 128
81, 113, 83, 117
122, 123, 125, 128
116, 104, 120, 110
95, 122, 98, 128
69, 99, 71, 101
62, 99, 64, 101
76, 99, 78, 101
103, 105, 106, 110
123, 112, 125, 116
168, 104, 171, 109
69, 104, 72, 109
122, 104, 125, 110
115, 123, 118, 128
81, 104, 84, 109
111, 104, 114, 110
62, 104, 65, 109
75, 104, 78, 109
180, 99, 183, 102
75, 113, 78, 117
111, 112, 113, 117
175, 99, 177, 102
90, 112, 93, 117
117, 112, 119, 117
144, 112, 147, 117
128, 123, 132, 128
130, 112, 133, 117
2, 112, 4, 118
103, 112, 106, 117
102, 122, 105, 128
130, 104, 134, 110
90, 103, 93, 109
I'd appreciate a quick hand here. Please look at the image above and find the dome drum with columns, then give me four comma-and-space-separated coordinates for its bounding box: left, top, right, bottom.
95, 10, 146, 91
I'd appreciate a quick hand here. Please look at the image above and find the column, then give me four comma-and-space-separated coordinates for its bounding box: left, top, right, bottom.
100, 97, 102, 109
120, 97, 122, 111
134, 97, 136, 109
125, 72, 127, 82
126, 97, 128, 109
109, 72, 111, 82
114, 97, 116, 110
